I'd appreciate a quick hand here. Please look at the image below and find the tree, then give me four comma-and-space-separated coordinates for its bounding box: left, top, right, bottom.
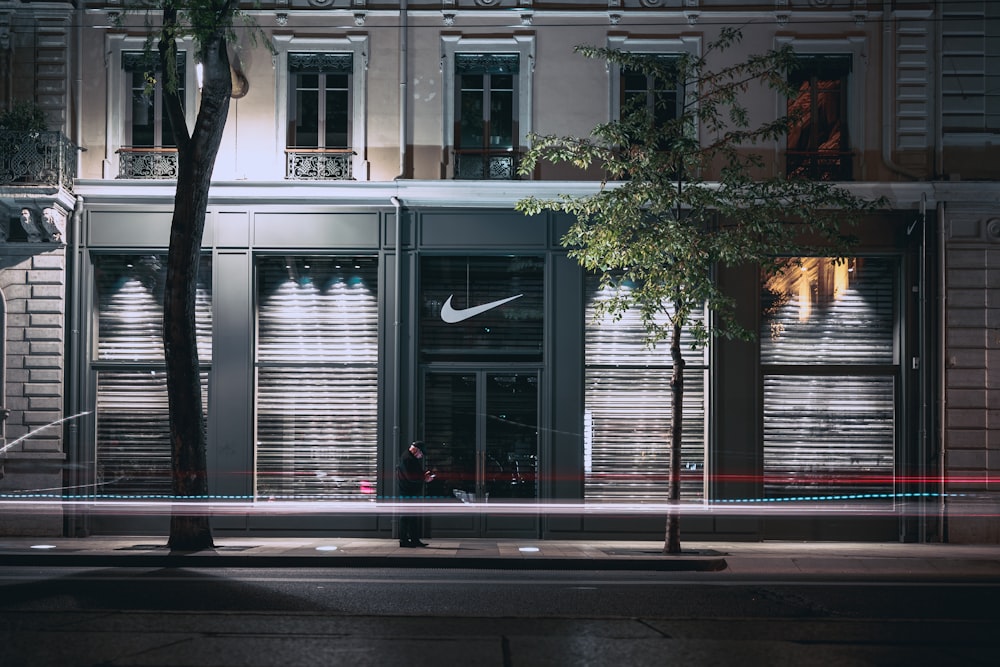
516, 28, 883, 555
133, 1, 264, 550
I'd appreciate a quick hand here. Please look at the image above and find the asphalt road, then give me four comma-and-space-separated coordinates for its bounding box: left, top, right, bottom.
2, 566, 998, 666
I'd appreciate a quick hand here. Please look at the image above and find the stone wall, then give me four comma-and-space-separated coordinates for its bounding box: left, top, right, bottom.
943, 204, 1000, 543
0, 245, 66, 536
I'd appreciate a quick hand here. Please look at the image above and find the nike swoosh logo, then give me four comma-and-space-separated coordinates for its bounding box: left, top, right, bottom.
440, 294, 523, 323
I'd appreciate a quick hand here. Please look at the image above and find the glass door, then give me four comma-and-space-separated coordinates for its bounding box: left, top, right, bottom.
421, 369, 539, 537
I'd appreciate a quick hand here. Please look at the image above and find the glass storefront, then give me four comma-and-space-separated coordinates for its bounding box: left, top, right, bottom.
77, 207, 912, 542
760, 257, 897, 498
583, 279, 707, 501
254, 256, 379, 500
93, 254, 212, 496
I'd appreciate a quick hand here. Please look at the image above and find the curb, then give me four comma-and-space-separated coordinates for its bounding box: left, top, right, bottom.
0, 553, 729, 571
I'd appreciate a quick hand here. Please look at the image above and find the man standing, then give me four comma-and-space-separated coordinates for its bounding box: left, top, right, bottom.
396, 441, 434, 548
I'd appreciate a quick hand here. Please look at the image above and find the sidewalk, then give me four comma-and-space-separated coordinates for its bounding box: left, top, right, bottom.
2, 536, 1000, 577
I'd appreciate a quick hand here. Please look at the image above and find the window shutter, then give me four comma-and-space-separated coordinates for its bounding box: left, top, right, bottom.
255, 257, 379, 500
583, 280, 706, 501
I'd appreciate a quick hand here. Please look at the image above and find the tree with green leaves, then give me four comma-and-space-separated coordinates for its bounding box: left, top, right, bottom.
517, 28, 883, 554
133, 0, 265, 550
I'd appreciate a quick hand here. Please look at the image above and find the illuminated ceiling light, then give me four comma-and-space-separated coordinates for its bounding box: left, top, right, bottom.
30, 544, 57, 550
315, 545, 338, 552
518, 546, 540, 553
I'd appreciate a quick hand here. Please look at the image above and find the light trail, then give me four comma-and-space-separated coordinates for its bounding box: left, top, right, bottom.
0, 494, 994, 518
0, 411, 92, 456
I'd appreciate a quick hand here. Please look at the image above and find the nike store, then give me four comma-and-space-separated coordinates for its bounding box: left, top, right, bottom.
70, 190, 923, 541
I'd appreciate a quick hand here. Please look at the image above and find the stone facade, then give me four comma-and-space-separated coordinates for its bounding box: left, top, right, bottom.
0, 244, 66, 536
943, 202, 1000, 543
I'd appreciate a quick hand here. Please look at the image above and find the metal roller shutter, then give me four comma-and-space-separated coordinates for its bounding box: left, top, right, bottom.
255, 257, 379, 500
584, 281, 706, 501
761, 258, 896, 498
93, 254, 213, 496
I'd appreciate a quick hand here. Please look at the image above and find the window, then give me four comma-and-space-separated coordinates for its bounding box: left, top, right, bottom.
760, 257, 897, 499
786, 55, 853, 181
286, 53, 354, 180
117, 51, 187, 179
441, 35, 535, 180
454, 54, 519, 180
583, 279, 706, 502
123, 51, 184, 149
255, 256, 379, 500
621, 56, 682, 130
273, 35, 368, 181
93, 254, 212, 495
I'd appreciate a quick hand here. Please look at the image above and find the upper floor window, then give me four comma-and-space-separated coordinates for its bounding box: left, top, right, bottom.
117, 50, 188, 179
786, 54, 853, 181
441, 34, 534, 181
454, 53, 519, 180
123, 51, 184, 149
621, 56, 681, 129
273, 35, 368, 181
286, 52, 354, 180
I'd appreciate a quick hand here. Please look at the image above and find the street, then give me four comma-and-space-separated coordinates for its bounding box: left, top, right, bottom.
2, 566, 997, 666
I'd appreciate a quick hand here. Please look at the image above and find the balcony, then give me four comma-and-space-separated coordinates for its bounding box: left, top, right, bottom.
786, 151, 854, 181
0, 130, 78, 190
453, 149, 521, 180
117, 147, 179, 179
286, 149, 354, 180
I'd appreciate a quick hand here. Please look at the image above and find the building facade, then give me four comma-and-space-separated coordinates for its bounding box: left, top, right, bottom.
0, 0, 997, 542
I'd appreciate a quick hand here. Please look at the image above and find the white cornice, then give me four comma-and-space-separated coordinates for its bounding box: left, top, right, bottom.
69, 179, 977, 210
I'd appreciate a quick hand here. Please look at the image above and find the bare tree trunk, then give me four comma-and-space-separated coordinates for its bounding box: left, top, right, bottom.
161, 17, 233, 552
664, 320, 685, 555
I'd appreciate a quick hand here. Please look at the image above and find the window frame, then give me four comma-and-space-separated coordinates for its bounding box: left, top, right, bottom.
758, 256, 901, 500
105, 35, 197, 179
607, 35, 700, 127
441, 35, 535, 179
90, 252, 213, 496
273, 35, 369, 180
286, 53, 354, 150
775, 36, 865, 180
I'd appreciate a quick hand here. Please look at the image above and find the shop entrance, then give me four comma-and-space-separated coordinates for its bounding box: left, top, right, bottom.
419, 368, 540, 538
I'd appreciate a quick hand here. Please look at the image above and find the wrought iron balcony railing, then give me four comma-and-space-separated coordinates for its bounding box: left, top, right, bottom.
286, 148, 354, 180
0, 130, 79, 190
786, 150, 854, 181
453, 148, 521, 180
117, 147, 179, 179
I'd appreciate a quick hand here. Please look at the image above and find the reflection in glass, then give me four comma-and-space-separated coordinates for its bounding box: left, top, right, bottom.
761, 257, 894, 365
422, 372, 538, 503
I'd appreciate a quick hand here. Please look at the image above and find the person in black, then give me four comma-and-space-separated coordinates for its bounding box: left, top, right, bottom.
396, 441, 434, 548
